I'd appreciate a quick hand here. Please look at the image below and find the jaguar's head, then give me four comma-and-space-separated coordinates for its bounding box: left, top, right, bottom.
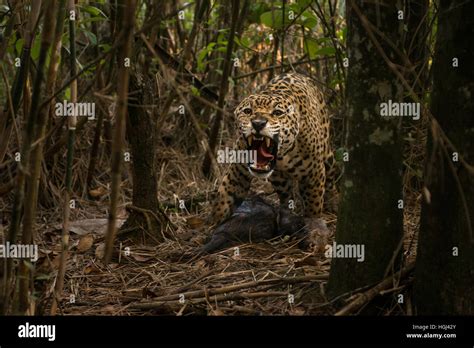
235, 94, 299, 178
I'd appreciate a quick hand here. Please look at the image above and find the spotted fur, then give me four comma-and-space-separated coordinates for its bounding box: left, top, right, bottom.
213, 73, 336, 224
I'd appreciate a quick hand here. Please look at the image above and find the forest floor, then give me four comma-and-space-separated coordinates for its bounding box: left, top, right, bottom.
22, 141, 421, 316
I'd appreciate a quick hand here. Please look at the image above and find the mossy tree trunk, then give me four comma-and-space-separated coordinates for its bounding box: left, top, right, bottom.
413, 0, 474, 314
327, 1, 405, 298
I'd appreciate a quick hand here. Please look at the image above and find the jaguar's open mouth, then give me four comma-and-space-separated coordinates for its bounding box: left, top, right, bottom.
246, 134, 278, 174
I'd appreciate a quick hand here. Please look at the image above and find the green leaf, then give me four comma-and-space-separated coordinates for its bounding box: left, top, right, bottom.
317, 37, 332, 45
7, 35, 16, 55
340, 27, 347, 42
234, 36, 250, 49
334, 147, 346, 162
31, 35, 41, 60
217, 29, 229, 45
99, 43, 111, 53
83, 30, 97, 45
197, 50, 207, 72
207, 42, 217, 50
81, 5, 107, 18
64, 87, 71, 101
15, 38, 25, 56
35, 273, 54, 280
197, 42, 217, 72
45, 45, 52, 70
302, 16, 317, 29
296, 0, 313, 10
316, 46, 336, 56
298, 10, 317, 29
261, 6, 309, 29
80, 16, 108, 24
303, 38, 318, 59
248, 2, 271, 23
190, 85, 200, 96
260, 10, 284, 29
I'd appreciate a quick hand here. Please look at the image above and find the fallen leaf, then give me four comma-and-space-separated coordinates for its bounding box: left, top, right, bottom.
89, 186, 107, 198
103, 305, 115, 313
209, 308, 225, 316
131, 253, 153, 262
186, 216, 204, 229
195, 259, 208, 269
84, 264, 100, 274
77, 234, 94, 252
289, 306, 306, 315
95, 243, 105, 259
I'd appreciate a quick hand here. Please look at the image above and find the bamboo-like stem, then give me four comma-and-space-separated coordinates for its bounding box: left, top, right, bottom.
155, 0, 209, 137
2, 0, 54, 316
86, 20, 106, 191
51, 0, 77, 315
19, 0, 65, 315
103, 0, 137, 264
0, 0, 42, 164
202, 0, 240, 177
0, 0, 19, 60
281, 0, 286, 71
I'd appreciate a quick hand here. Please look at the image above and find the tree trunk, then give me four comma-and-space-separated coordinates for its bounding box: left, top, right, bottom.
126, 73, 160, 214
117, 62, 172, 242
327, 0, 404, 298
413, 0, 474, 315
103, 0, 137, 263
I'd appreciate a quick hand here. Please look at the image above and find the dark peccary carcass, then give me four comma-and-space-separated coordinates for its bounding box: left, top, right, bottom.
199, 196, 307, 254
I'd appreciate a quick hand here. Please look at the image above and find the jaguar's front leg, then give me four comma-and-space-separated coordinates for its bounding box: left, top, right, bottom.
300, 160, 326, 218
212, 162, 252, 225
269, 170, 295, 210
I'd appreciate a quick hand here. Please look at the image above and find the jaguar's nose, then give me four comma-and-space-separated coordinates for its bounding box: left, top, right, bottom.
251, 118, 267, 132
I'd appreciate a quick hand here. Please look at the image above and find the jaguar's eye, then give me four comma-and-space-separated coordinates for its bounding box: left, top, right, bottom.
272, 109, 284, 116
243, 108, 252, 115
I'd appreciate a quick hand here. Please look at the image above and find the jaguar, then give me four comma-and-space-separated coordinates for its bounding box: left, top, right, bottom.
213, 72, 337, 224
